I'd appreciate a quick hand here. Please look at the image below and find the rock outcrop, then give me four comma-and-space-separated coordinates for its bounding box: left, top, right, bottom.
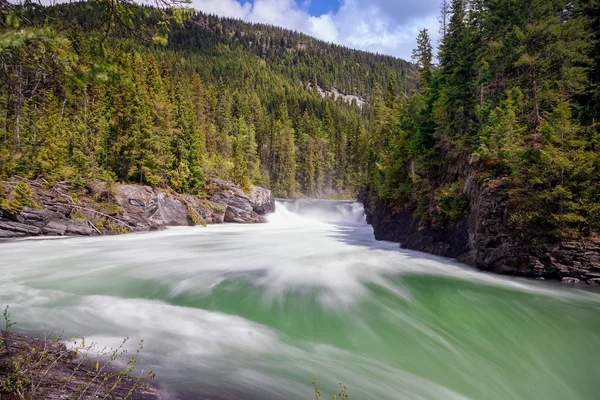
0, 178, 275, 239
360, 175, 600, 286
0, 208, 96, 239
207, 179, 273, 224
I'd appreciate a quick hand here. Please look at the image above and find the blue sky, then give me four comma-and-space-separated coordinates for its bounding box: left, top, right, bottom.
303, 0, 342, 16
189, 0, 441, 60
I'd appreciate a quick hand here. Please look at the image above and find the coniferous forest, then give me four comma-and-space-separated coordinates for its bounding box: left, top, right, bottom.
1, 0, 600, 239
0, 1, 410, 199
3, 2, 600, 399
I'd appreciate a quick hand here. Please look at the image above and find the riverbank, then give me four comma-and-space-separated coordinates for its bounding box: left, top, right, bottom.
0, 330, 158, 399
359, 180, 600, 287
0, 177, 274, 239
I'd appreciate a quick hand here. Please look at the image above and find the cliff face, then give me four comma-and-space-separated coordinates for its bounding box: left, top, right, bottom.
0, 178, 275, 239
360, 175, 600, 286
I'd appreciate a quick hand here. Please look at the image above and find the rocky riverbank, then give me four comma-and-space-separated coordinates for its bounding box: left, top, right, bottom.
0, 330, 158, 399
0, 178, 275, 239
360, 177, 600, 286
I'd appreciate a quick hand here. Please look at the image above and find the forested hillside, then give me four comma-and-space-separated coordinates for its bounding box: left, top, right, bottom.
0, 1, 411, 198
363, 0, 600, 282
2, 0, 600, 280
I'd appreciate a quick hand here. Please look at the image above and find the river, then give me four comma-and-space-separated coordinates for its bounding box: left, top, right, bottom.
1, 200, 599, 399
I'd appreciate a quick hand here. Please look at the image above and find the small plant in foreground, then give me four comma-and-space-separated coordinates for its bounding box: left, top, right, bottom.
0, 305, 155, 399
310, 376, 349, 400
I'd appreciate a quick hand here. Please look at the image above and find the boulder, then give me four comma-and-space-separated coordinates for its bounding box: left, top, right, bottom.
250, 186, 275, 215
147, 193, 188, 227
42, 219, 67, 236
224, 206, 265, 224
65, 220, 96, 236
207, 179, 273, 223
115, 184, 188, 230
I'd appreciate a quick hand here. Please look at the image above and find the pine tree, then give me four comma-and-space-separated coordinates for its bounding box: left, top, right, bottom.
412, 29, 433, 89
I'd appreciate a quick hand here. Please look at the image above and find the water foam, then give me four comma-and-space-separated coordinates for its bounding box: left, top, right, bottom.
1, 200, 599, 399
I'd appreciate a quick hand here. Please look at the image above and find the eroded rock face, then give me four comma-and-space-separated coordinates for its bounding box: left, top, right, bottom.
250, 186, 275, 215
0, 179, 275, 239
207, 179, 271, 224
0, 208, 72, 238
115, 185, 189, 231
360, 178, 600, 286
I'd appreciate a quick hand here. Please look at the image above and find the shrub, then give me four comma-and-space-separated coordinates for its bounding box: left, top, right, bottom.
434, 181, 468, 221
0, 306, 155, 400
1, 181, 37, 215
310, 377, 348, 400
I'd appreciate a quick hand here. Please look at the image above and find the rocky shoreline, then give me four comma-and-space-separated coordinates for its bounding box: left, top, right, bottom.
360, 178, 600, 286
0, 178, 275, 239
0, 330, 159, 399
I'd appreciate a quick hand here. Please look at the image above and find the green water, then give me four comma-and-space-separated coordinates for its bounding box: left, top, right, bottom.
0, 200, 599, 399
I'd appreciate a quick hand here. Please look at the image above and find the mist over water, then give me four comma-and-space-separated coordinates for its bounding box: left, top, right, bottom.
1, 200, 599, 399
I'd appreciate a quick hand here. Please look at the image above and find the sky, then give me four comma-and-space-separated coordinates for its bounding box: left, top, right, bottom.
188, 0, 442, 60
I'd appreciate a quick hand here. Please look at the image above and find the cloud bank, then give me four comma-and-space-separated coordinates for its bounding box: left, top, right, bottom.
189, 0, 440, 60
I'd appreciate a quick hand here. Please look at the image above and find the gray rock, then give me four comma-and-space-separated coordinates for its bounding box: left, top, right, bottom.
224, 205, 264, 224
147, 193, 188, 227
227, 194, 253, 213
65, 220, 96, 236
0, 180, 274, 240
250, 186, 275, 215
0, 221, 41, 235
115, 184, 188, 230
42, 219, 67, 236
207, 179, 272, 223
0, 229, 27, 238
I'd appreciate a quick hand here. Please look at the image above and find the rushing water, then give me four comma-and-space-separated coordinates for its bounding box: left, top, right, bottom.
1, 200, 599, 400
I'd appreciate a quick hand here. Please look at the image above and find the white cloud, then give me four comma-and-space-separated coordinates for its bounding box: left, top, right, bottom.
187, 0, 252, 19
188, 0, 440, 60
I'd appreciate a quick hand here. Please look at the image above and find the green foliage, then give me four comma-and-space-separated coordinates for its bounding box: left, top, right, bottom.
412, 29, 433, 89
435, 182, 468, 220
1, 181, 36, 215
0, 2, 406, 199
1, 306, 155, 399
310, 377, 348, 400
366, 0, 600, 240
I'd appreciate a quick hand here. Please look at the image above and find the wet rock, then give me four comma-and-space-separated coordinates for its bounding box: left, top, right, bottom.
562, 277, 581, 284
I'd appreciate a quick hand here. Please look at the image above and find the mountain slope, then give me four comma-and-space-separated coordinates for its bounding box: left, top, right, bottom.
0, 1, 413, 200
